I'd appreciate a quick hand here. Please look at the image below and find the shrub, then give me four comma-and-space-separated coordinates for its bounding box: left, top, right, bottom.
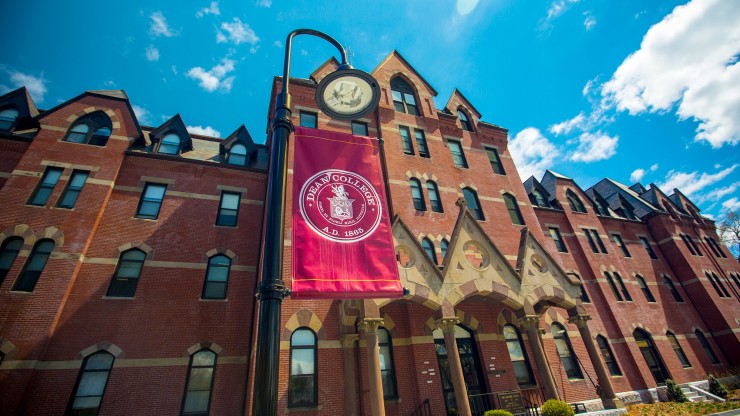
541, 399, 575, 416
666, 379, 689, 403
484, 410, 513, 416
708, 374, 729, 398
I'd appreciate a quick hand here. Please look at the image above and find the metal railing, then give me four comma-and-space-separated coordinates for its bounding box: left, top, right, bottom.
409, 399, 432, 416
468, 387, 545, 416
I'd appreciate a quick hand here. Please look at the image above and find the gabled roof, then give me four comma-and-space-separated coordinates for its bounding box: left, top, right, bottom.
149, 114, 193, 152
221, 125, 256, 155
86, 90, 129, 100
0, 86, 39, 118
445, 88, 482, 119
590, 178, 658, 219
629, 182, 647, 194
310, 56, 340, 83
372, 50, 438, 96
670, 189, 701, 214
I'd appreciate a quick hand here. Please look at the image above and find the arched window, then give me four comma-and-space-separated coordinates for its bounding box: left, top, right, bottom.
440, 239, 449, 261
636, 275, 656, 302
604, 271, 623, 302
228, 143, 247, 166
695, 329, 719, 364
426, 181, 443, 213
663, 276, 684, 302
421, 237, 438, 265
530, 190, 547, 207
0, 237, 24, 284
106, 249, 146, 298
705, 271, 730, 298
666, 331, 691, 368
181, 349, 217, 415
409, 179, 426, 211
0, 107, 19, 131
566, 190, 586, 213
634, 328, 669, 384
458, 109, 473, 132
12, 239, 54, 292
390, 77, 419, 116
503, 325, 534, 386
289, 328, 318, 407
551, 323, 582, 379
63, 112, 112, 146
593, 194, 611, 216
613, 272, 632, 301
503, 193, 525, 225
463, 188, 484, 220
158, 133, 181, 155
202, 255, 231, 299
378, 328, 398, 399
67, 351, 115, 415
596, 335, 621, 376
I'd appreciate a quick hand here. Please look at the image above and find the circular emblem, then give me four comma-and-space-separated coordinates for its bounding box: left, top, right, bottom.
463, 241, 490, 270
299, 169, 382, 243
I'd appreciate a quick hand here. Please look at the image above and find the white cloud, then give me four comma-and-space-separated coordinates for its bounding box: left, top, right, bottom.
650, 163, 659, 172
145, 45, 160, 61
630, 169, 646, 183
273, 40, 283, 48
149, 11, 176, 37
601, 0, 740, 148
132, 105, 151, 125
722, 197, 740, 211
187, 125, 221, 137
508, 128, 560, 180
549, 112, 585, 136
582, 79, 594, 96
698, 182, 739, 203
171, 65, 178, 75
186, 58, 236, 92
196, 2, 220, 18
658, 164, 738, 198
457, 0, 480, 15
584, 14, 596, 30
300, 49, 308, 56
546, 0, 579, 20
569, 131, 618, 162
216, 18, 259, 46
255, 0, 272, 7
4, 71, 48, 103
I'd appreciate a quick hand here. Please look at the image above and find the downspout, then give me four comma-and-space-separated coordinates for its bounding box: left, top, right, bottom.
375, 108, 394, 216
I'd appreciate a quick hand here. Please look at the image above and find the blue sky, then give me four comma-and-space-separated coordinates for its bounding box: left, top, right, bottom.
2, 0, 738, 222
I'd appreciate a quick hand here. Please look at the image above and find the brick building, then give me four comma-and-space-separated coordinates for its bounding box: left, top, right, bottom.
0, 51, 738, 416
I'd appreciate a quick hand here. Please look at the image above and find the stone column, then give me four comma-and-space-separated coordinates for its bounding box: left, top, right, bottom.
520, 315, 560, 401
340, 334, 360, 416
568, 314, 625, 409
358, 318, 385, 416
436, 317, 471, 416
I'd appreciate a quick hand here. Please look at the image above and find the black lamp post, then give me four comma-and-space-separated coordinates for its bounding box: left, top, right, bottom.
252, 29, 380, 416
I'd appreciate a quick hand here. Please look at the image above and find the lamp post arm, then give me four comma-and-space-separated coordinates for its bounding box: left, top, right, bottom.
280, 29, 351, 100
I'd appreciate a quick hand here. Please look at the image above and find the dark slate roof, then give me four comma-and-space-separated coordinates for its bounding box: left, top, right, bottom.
589, 178, 658, 219
629, 182, 647, 194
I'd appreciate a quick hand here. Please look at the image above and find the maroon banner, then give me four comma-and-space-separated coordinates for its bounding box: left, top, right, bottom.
291, 126, 403, 299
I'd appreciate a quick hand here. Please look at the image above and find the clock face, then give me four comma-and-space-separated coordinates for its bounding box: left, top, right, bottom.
316, 69, 380, 120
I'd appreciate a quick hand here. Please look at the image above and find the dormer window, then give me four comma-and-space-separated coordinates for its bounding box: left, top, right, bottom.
390, 77, 419, 116
458, 109, 473, 132
158, 133, 181, 155
66, 124, 89, 143
229, 143, 247, 166
63, 112, 112, 147
530, 189, 548, 208
566, 190, 587, 213
0, 108, 19, 131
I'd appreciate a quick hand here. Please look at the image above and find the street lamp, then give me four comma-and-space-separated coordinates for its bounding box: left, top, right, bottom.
252, 29, 381, 416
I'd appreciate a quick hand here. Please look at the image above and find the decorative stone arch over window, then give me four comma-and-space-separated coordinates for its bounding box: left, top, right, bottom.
496, 308, 522, 332
28, 226, 64, 247
404, 170, 423, 180
185, 341, 224, 357
283, 308, 325, 341
629, 322, 652, 335
458, 182, 479, 193
77, 341, 124, 360
380, 313, 399, 338
543, 309, 571, 333
423, 174, 439, 183
0, 224, 34, 244
389, 73, 424, 116
0, 337, 18, 361
455, 309, 483, 333
204, 248, 236, 261
114, 242, 154, 258
63, 110, 115, 146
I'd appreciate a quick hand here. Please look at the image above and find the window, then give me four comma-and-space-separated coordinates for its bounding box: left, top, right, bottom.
705, 271, 731, 298
89, 127, 112, 146
289, 328, 317, 407
426, 181, 443, 212
158, 133, 181, 155
422, 237, 438, 265
299, 111, 317, 128
664, 276, 684, 302
731, 273, 740, 291
530, 190, 548, 207
639, 237, 658, 259
667, 332, 691, 368
612, 234, 631, 257
136, 183, 167, 219
63, 112, 112, 147
695, 330, 719, 364
448, 140, 468, 168
551, 323, 582, 379
67, 351, 114, 415
66, 123, 89, 143
579, 284, 591, 303
604, 272, 623, 302
704, 237, 727, 258
378, 328, 398, 399
12, 239, 54, 292
596, 336, 622, 376
679, 234, 695, 255
216, 192, 240, 227
409, 179, 426, 211
228, 143, 247, 166
618, 200, 638, 220
636, 275, 655, 302
58, 170, 89, 209
106, 249, 146, 297
485, 147, 505, 175
181, 349, 217, 415
414, 129, 430, 158
202, 255, 230, 299
0, 237, 23, 285
351, 121, 368, 136
593, 194, 611, 217
503, 194, 525, 225
390, 77, 419, 115
566, 190, 586, 213
458, 109, 473, 132
583, 229, 607, 254
0, 107, 19, 131
686, 235, 702, 256
503, 325, 535, 386
399, 126, 414, 155
440, 239, 449, 260
549, 228, 568, 253
463, 188, 484, 220
613, 272, 632, 301
29, 166, 63, 206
